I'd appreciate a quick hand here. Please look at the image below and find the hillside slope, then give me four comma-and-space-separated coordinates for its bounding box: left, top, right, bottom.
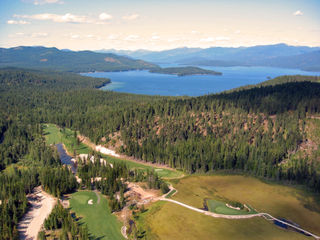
0, 46, 158, 72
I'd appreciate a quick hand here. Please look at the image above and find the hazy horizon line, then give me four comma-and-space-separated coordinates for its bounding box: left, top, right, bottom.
2, 42, 320, 52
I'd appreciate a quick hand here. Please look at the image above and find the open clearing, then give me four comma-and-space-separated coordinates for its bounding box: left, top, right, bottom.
169, 175, 320, 237
18, 187, 56, 240
137, 201, 309, 240
70, 191, 124, 240
43, 123, 182, 178
43, 124, 90, 155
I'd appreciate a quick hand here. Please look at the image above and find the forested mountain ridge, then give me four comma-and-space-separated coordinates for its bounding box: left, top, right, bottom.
99, 43, 320, 71
1, 68, 320, 239
0, 46, 158, 72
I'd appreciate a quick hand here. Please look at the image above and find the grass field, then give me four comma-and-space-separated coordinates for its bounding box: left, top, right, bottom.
69, 191, 124, 240
101, 154, 182, 179
43, 124, 90, 155
43, 123, 182, 178
207, 199, 255, 215
136, 201, 308, 240
170, 175, 320, 236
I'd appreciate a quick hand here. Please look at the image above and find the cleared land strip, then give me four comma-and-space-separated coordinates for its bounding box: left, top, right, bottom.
159, 198, 320, 239
18, 186, 56, 240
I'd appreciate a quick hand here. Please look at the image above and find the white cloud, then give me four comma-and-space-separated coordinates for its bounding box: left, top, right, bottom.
108, 34, 118, 40
33, 0, 64, 5
125, 35, 140, 41
31, 32, 48, 38
293, 10, 303, 16
215, 36, 230, 41
122, 14, 139, 21
7, 20, 30, 25
14, 13, 96, 24
151, 35, 160, 40
200, 36, 230, 42
71, 34, 80, 39
200, 37, 214, 42
99, 13, 113, 21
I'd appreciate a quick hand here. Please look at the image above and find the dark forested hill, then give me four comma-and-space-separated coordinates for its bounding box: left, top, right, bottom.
0, 46, 158, 72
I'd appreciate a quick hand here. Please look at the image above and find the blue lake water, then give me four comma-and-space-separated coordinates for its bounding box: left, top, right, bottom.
81, 66, 320, 97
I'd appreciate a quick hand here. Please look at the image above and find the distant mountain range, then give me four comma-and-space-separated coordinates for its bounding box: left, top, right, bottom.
97, 44, 320, 72
0, 46, 157, 72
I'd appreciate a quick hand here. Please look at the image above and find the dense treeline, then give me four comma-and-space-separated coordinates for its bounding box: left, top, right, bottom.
0, 168, 39, 239
77, 156, 168, 211
1, 69, 320, 193
0, 68, 110, 92
40, 203, 89, 240
40, 167, 78, 197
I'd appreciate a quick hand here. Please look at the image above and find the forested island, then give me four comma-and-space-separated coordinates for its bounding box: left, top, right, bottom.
1, 67, 320, 239
149, 66, 222, 76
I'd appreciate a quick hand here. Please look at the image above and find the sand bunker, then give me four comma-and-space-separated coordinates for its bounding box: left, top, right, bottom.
88, 199, 93, 205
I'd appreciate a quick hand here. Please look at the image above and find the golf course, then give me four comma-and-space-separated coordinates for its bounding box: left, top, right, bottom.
69, 191, 124, 240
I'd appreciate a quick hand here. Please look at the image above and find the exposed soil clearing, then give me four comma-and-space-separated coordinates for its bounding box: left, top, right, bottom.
78, 134, 180, 174
18, 187, 56, 240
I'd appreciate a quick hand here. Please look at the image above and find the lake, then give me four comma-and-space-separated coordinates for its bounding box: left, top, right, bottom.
81, 66, 320, 96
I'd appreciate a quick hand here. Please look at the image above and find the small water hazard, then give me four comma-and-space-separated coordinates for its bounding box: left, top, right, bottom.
56, 143, 77, 174
274, 218, 311, 237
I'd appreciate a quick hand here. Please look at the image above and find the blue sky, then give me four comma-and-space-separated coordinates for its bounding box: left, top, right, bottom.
0, 0, 319, 50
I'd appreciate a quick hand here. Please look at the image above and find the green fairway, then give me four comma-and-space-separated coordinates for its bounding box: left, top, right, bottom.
101, 154, 182, 179
207, 199, 254, 215
70, 191, 124, 240
43, 124, 90, 155
43, 123, 183, 178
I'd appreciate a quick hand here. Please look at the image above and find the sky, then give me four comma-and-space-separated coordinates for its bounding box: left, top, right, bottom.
0, 0, 319, 50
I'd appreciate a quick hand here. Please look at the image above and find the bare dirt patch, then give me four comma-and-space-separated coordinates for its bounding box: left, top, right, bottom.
18, 186, 56, 240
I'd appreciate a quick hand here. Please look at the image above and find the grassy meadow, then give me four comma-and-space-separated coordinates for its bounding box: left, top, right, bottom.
169, 175, 320, 236
69, 191, 124, 240
136, 201, 309, 240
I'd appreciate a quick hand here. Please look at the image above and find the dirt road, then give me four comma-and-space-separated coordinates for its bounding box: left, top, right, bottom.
18, 186, 56, 240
